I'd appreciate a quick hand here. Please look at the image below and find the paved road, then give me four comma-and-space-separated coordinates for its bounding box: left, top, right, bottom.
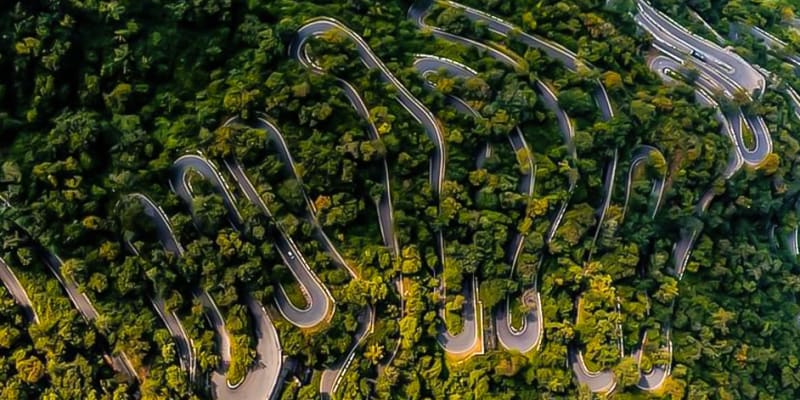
40, 250, 138, 379
173, 152, 333, 329
413, 2, 710, 390
434, 275, 482, 356
621, 146, 666, 221
408, 1, 521, 66
169, 155, 286, 399
651, 57, 743, 177
648, 55, 758, 171
788, 208, 800, 256
126, 193, 195, 381
293, 19, 450, 392
498, 125, 543, 354
171, 154, 243, 226
412, 20, 580, 243
423, 0, 578, 71
688, 9, 726, 44
209, 297, 283, 400
786, 87, 800, 121
616, 149, 672, 390
129, 193, 186, 254
0, 257, 38, 323
569, 296, 616, 393
291, 36, 399, 256
224, 157, 334, 330
319, 307, 375, 399
414, 54, 539, 354
409, 1, 591, 245
217, 117, 369, 398
635, 0, 765, 96
291, 23, 409, 385
292, 18, 446, 199
410, 0, 616, 123
167, 165, 237, 384
408, 5, 582, 358
568, 349, 616, 392
1, 200, 136, 379
737, 24, 800, 68
586, 149, 619, 260
413, 55, 485, 356
632, 330, 672, 391
637, 14, 770, 387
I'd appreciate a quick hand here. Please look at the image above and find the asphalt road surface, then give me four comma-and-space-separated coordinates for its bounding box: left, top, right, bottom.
1, 200, 136, 379
653, 53, 751, 175
617, 149, 672, 390
127, 193, 195, 381
0, 257, 38, 323
292, 18, 446, 199
210, 298, 282, 400
410, 1, 583, 243
621, 146, 666, 221
414, 54, 541, 354
568, 348, 616, 393
173, 151, 333, 329
292, 18, 448, 386
634, 12, 771, 388
41, 251, 137, 379
291, 38, 399, 256
635, 0, 765, 96
170, 155, 285, 399
632, 330, 672, 391
410, 0, 616, 123
413, 5, 583, 242
217, 116, 371, 398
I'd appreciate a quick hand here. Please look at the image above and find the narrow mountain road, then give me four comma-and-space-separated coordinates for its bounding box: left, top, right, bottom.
169, 156, 284, 400
125, 193, 196, 381
0, 257, 39, 323
413, 55, 485, 358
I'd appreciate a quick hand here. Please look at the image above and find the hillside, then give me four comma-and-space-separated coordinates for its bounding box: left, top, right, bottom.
1, 0, 799, 399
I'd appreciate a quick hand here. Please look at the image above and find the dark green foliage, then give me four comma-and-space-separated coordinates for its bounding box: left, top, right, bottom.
0, 0, 799, 399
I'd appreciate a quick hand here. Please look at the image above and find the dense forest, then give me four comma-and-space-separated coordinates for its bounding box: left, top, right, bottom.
1, 0, 800, 399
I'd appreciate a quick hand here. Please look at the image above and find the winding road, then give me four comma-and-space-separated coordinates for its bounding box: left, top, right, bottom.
292, 18, 446, 199
410, 0, 622, 251
0, 200, 137, 379
124, 193, 196, 382
647, 55, 762, 170
169, 155, 284, 400
290, 16, 407, 389
413, 54, 486, 358
413, 54, 545, 354
292, 17, 450, 378
41, 251, 138, 379
787, 199, 800, 257
216, 116, 370, 398
408, 1, 627, 389
633, 329, 672, 391
637, 1, 772, 166
621, 146, 666, 221
633, 8, 771, 389
740, 24, 800, 68
409, 1, 607, 372
0, 2, 783, 397
618, 146, 671, 391
635, 0, 765, 96
731, 23, 800, 123
174, 152, 333, 329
